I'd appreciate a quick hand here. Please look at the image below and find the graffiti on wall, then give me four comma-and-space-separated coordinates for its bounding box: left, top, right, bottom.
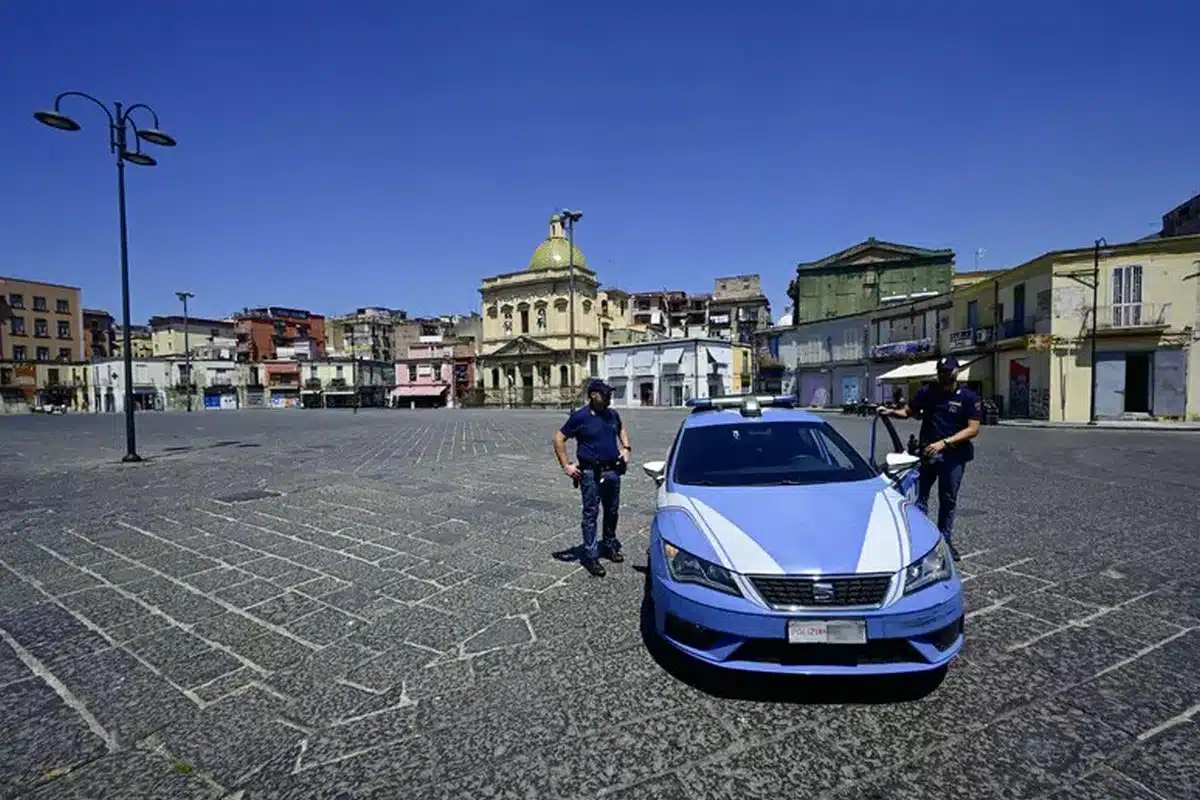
1030, 386, 1050, 420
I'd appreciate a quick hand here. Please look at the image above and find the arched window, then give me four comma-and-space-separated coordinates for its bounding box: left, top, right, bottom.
559, 365, 569, 387
491, 368, 500, 388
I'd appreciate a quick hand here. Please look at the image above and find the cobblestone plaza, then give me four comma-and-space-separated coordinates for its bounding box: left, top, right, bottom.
1, 410, 1197, 799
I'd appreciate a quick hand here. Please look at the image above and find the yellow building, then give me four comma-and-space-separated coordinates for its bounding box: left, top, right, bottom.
149, 315, 236, 357
730, 344, 752, 392
948, 235, 1200, 421
477, 214, 630, 406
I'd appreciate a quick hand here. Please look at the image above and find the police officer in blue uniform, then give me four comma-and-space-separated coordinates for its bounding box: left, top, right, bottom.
880, 356, 981, 560
553, 379, 631, 577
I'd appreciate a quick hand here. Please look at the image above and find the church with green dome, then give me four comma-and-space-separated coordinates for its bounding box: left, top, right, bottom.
476, 213, 631, 406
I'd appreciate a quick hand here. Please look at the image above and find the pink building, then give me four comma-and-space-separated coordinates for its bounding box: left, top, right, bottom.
393, 341, 476, 407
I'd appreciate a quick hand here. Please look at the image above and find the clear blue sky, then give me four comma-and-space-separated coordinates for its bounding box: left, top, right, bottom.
2, 0, 1196, 323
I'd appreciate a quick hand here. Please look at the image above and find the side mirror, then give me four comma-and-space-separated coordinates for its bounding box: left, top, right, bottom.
883, 451, 920, 479
642, 460, 666, 486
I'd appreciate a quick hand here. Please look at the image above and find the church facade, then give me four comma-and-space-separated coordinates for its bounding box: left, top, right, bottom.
476, 214, 630, 406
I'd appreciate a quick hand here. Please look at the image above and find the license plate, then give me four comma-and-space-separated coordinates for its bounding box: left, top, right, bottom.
787, 619, 866, 644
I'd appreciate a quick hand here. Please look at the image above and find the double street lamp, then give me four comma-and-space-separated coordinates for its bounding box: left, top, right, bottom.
35, 92, 177, 462
560, 209, 583, 394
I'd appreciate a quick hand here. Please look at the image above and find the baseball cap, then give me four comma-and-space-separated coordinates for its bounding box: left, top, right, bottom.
587, 378, 613, 395
936, 356, 960, 372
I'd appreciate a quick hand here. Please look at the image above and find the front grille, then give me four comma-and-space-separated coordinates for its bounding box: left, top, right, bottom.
749, 574, 892, 608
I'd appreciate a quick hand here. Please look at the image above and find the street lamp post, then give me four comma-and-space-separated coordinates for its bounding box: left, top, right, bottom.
560, 209, 583, 398
1087, 237, 1107, 425
176, 291, 194, 412
35, 92, 177, 462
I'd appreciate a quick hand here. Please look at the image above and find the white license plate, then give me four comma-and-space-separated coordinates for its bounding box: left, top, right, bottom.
787, 619, 866, 644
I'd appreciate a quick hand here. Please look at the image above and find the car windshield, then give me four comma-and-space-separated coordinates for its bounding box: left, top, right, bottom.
672, 420, 876, 487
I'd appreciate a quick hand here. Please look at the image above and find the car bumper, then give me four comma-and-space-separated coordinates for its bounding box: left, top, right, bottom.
650, 561, 964, 676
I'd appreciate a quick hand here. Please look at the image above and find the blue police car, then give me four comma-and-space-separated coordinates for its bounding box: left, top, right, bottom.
641, 394, 964, 678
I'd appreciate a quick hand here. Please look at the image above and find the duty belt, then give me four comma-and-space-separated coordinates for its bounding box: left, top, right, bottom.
579, 459, 622, 471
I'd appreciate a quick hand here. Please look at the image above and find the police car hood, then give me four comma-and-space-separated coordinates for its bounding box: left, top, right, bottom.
663, 478, 936, 576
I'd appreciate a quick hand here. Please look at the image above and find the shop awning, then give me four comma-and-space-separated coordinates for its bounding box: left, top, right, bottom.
876, 360, 973, 382
661, 347, 684, 365
392, 385, 449, 398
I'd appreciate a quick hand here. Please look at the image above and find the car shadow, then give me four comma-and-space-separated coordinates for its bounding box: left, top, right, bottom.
634, 566, 946, 705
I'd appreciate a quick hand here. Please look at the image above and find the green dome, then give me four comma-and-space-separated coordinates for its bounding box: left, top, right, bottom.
528, 215, 588, 271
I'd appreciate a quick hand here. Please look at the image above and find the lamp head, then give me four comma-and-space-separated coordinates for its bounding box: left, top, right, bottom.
34, 110, 81, 132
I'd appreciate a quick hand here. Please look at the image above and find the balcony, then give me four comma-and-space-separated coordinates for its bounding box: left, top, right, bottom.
304, 378, 322, 390
1090, 303, 1170, 331
996, 315, 1051, 341
871, 338, 933, 359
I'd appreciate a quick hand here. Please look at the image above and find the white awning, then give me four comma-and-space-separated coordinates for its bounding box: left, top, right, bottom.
876, 359, 973, 382
604, 353, 627, 374
705, 346, 731, 366
631, 351, 656, 373
661, 347, 684, 365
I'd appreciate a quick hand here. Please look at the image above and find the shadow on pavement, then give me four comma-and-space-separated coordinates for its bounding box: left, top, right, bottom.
634, 567, 947, 706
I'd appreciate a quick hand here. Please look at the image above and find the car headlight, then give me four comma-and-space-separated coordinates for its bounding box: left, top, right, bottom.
902, 538, 953, 595
662, 541, 742, 596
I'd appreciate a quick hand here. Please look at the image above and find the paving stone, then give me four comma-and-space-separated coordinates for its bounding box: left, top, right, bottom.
25, 750, 218, 800
3, 410, 1199, 799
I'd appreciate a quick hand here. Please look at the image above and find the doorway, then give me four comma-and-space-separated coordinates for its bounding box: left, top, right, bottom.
638, 382, 654, 406
1124, 352, 1152, 413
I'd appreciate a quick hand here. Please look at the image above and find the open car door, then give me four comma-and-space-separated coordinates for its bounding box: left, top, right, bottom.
870, 413, 920, 502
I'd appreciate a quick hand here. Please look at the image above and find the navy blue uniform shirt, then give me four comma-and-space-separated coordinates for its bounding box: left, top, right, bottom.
560, 406, 623, 463
907, 382, 982, 462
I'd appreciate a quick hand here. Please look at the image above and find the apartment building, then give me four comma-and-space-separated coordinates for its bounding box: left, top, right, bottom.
234, 306, 326, 362
327, 307, 407, 361
948, 234, 1200, 421
707, 274, 772, 343
628, 275, 770, 343
114, 324, 153, 359
82, 309, 116, 360
1, 276, 86, 410
789, 238, 955, 325
149, 314, 237, 357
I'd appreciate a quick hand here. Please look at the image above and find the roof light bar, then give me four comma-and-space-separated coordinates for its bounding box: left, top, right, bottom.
686, 394, 798, 415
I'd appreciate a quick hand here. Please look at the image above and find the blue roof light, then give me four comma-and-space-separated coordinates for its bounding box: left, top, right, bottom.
686, 393, 798, 417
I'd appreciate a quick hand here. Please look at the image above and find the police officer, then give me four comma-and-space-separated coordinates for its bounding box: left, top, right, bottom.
879, 356, 981, 560
553, 378, 631, 577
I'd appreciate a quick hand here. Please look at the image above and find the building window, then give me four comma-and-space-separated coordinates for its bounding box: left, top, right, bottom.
601, 300, 609, 316
8, 294, 23, 309
491, 368, 500, 388
13, 345, 26, 361
966, 300, 979, 330
335, 365, 344, 378
408, 364, 417, 381
33, 296, 47, 311
559, 365, 569, 387
57, 348, 71, 361
9, 316, 25, 336
0, 368, 11, 384
589, 354, 598, 376
519, 307, 530, 334
1112, 264, 1143, 326
57, 320, 71, 339
47, 368, 60, 385
34, 319, 49, 338
36, 347, 50, 361
539, 364, 550, 385
582, 300, 592, 315
56, 298, 70, 313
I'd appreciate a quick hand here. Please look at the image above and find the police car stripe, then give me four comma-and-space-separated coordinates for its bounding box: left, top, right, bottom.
685, 497, 787, 575
854, 491, 905, 574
